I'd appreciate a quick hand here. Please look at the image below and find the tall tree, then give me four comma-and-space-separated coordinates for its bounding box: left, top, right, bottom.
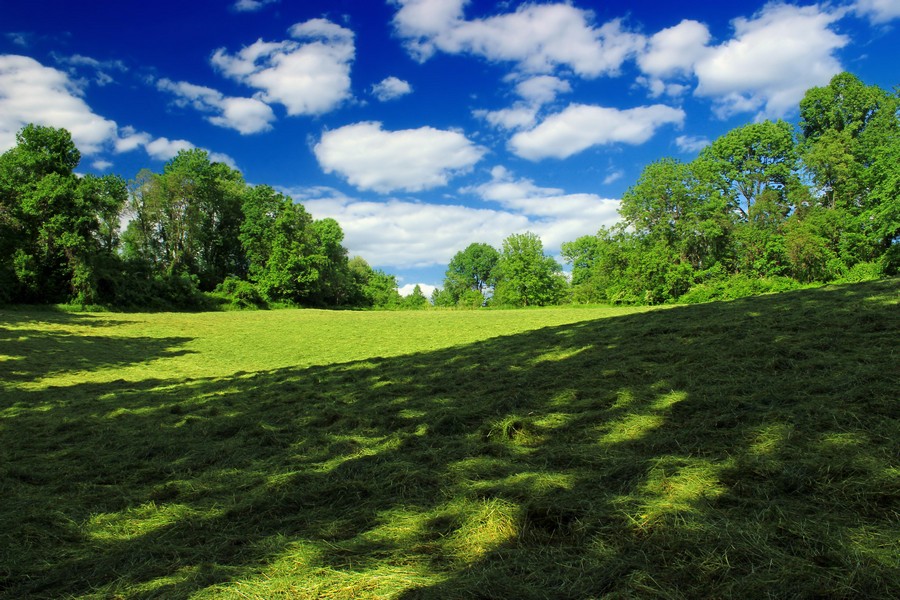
698, 120, 799, 223
492, 232, 566, 307
442, 242, 500, 305
0, 124, 118, 303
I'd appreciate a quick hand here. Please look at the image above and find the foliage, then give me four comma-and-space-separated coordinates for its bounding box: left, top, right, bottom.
678, 274, 806, 304
492, 232, 567, 307
1, 280, 897, 598
441, 242, 500, 305
0, 124, 127, 305
213, 276, 268, 310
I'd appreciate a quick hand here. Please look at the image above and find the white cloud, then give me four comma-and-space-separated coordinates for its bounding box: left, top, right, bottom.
465, 166, 621, 250
675, 135, 710, 153
474, 104, 538, 131
91, 159, 113, 171
475, 75, 572, 132
233, 0, 279, 13
638, 20, 711, 78
295, 187, 529, 269
853, 0, 900, 23
509, 103, 685, 160
603, 170, 624, 185
114, 126, 152, 153
157, 78, 275, 134
314, 121, 485, 193
142, 136, 238, 169
211, 18, 354, 116
693, 3, 848, 118
391, 0, 642, 77
514, 75, 572, 105
371, 76, 413, 101
144, 137, 194, 161
0, 54, 119, 154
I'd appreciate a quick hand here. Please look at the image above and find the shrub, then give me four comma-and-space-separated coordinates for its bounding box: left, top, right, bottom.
213, 277, 267, 310
679, 274, 806, 304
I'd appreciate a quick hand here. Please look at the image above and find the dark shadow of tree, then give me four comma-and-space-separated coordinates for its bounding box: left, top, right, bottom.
0, 280, 897, 599
0, 310, 194, 383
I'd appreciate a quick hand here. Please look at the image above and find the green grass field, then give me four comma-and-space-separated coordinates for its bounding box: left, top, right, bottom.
1, 280, 898, 599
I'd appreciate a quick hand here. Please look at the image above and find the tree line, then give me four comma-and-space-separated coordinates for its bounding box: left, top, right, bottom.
0, 126, 404, 309
1, 72, 896, 310
434, 72, 898, 307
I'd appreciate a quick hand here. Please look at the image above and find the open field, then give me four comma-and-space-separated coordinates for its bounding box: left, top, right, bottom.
1, 280, 898, 599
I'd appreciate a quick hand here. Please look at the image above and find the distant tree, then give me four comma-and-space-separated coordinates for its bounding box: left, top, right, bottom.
402, 284, 429, 309
347, 256, 402, 308
442, 242, 500, 305
430, 287, 456, 307
492, 232, 567, 307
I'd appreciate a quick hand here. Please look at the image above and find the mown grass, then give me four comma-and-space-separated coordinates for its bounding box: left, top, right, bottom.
1, 280, 897, 599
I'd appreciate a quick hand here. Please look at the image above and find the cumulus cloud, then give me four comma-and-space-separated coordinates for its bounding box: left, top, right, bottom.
475, 75, 571, 132
143, 136, 238, 169
632, 4, 849, 118
473, 104, 538, 131
515, 75, 572, 105
391, 0, 642, 77
0, 54, 118, 154
157, 78, 275, 134
694, 4, 848, 118
0, 55, 238, 170
144, 137, 194, 161
853, 0, 900, 23
314, 121, 485, 193
465, 166, 621, 250
509, 103, 685, 160
114, 126, 152, 153
211, 18, 354, 116
294, 187, 529, 268
638, 20, 711, 79
371, 76, 412, 101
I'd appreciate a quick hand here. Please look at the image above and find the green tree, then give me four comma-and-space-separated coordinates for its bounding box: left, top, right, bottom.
442, 242, 500, 304
698, 120, 799, 223
799, 72, 899, 265
492, 232, 567, 307
0, 124, 122, 303
402, 284, 429, 309
346, 256, 402, 308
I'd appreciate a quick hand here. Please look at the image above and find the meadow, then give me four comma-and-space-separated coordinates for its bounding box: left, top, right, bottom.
1, 279, 898, 599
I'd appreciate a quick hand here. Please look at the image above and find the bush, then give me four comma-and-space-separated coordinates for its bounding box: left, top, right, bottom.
213, 277, 267, 310
831, 261, 884, 284
678, 274, 806, 304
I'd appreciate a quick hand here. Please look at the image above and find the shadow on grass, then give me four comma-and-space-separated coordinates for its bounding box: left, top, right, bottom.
0, 280, 897, 598
0, 309, 194, 383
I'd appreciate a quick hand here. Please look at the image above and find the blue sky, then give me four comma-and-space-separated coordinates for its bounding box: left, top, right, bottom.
1, 0, 898, 294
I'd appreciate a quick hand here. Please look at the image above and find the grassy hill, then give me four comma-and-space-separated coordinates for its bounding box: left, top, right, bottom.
1, 280, 898, 599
